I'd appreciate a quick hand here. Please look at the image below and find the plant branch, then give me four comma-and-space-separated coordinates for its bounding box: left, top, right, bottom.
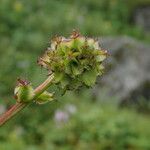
0, 74, 54, 126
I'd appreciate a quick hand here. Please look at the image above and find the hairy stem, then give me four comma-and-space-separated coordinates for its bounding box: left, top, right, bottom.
0, 74, 54, 126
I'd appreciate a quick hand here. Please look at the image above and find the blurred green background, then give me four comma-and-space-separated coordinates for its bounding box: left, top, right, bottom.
0, 0, 150, 150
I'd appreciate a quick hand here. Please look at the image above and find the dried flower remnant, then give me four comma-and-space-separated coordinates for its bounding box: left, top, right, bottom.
38, 31, 108, 93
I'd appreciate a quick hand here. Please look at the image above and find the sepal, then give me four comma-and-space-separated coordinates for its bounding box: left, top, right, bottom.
36, 91, 54, 104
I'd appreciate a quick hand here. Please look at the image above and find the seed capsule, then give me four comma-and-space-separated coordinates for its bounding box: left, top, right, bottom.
14, 79, 34, 103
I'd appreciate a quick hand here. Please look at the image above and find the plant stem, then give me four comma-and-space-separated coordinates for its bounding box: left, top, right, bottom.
34, 74, 54, 98
0, 74, 54, 126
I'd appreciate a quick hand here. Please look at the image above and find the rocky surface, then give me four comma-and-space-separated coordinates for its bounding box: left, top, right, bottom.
93, 36, 150, 103
134, 6, 150, 33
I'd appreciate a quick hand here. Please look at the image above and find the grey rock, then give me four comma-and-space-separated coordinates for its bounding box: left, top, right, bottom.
134, 6, 150, 33
94, 36, 150, 103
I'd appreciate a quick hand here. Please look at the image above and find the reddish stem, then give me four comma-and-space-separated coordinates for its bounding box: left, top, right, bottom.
0, 103, 27, 126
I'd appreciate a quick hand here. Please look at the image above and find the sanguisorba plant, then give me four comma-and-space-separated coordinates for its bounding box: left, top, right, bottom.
0, 31, 108, 126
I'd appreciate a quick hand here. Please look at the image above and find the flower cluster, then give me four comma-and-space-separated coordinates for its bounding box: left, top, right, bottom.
38, 31, 107, 92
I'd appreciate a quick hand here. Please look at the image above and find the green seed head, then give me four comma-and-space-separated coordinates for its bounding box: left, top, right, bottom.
14, 79, 34, 103
38, 31, 108, 93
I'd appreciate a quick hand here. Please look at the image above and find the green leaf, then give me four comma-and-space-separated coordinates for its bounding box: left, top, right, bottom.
70, 37, 86, 50
60, 75, 70, 88
71, 65, 81, 76
70, 59, 81, 76
69, 79, 82, 90
81, 69, 98, 86
54, 72, 64, 83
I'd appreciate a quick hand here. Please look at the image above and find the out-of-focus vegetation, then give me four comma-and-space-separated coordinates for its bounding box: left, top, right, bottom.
0, 0, 150, 149
0, 92, 150, 150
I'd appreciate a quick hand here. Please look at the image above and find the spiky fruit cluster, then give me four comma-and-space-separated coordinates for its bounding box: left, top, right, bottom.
38, 31, 107, 92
